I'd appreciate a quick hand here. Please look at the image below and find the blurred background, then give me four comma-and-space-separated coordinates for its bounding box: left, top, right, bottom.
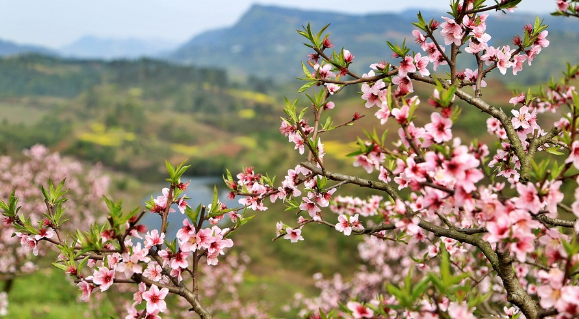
0, 1, 576, 318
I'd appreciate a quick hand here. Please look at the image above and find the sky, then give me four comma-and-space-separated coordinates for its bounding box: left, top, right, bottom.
0, 0, 557, 49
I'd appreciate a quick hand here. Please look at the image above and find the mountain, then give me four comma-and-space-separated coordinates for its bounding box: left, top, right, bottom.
60, 36, 177, 59
171, 5, 412, 81
0, 38, 55, 57
170, 4, 579, 83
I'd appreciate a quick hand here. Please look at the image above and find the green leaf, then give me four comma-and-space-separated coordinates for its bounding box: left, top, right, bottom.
210, 186, 219, 213
298, 106, 308, 121
316, 24, 331, 43
43, 178, 69, 206
545, 147, 564, 155
78, 256, 90, 273
185, 204, 201, 224
412, 12, 427, 32
572, 91, 579, 116
284, 197, 300, 211
165, 160, 176, 178
497, 0, 523, 10
41, 185, 49, 202
411, 277, 431, 301
238, 214, 255, 226
298, 80, 317, 93
52, 262, 69, 272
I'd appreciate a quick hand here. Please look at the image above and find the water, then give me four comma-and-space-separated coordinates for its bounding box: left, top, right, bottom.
139, 176, 238, 240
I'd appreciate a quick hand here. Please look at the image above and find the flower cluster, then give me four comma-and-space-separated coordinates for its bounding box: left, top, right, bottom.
0, 144, 109, 284
227, 2, 579, 318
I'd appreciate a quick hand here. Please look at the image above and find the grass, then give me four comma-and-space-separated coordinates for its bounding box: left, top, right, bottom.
0, 101, 50, 125
6, 267, 116, 319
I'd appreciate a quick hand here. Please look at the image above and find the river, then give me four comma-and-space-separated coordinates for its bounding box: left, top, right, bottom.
139, 176, 239, 240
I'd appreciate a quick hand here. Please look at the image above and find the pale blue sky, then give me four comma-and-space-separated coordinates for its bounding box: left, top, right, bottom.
0, 0, 557, 48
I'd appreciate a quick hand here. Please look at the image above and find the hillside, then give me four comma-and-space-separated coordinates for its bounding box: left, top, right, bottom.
0, 54, 282, 180
0, 54, 227, 97
171, 4, 579, 83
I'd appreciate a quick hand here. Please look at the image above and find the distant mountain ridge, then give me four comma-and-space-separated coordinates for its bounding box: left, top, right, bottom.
0, 38, 55, 57
1, 4, 578, 84
60, 36, 178, 59
170, 4, 579, 82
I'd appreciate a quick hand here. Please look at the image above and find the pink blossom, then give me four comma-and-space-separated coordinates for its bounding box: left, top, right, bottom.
284, 228, 304, 243
170, 250, 189, 270
465, 37, 488, 54
144, 230, 165, 250
447, 301, 476, 319
335, 214, 353, 236
395, 216, 420, 235
511, 106, 532, 130
77, 280, 95, 302
398, 55, 416, 77
353, 155, 375, 174
391, 105, 410, 124
509, 93, 526, 105
300, 197, 321, 220
133, 282, 147, 305
557, 0, 570, 11
514, 182, 542, 214
556, 286, 579, 317
512, 54, 527, 75
496, 48, 513, 75
176, 197, 188, 214
143, 263, 163, 282
461, 68, 486, 89
392, 74, 413, 95
378, 166, 390, 183
196, 228, 215, 250
16, 233, 39, 256
92, 267, 115, 292
374, 102, 390, 124
176, 218, 195, 242
117, 251, 144, 277
440, 16, 464, 46
361, 78, 386, 108
480, 46, 500, 65
566, 141, 579, 169
313, 64, 335, 79
343, 49, 355, 63
125, 306, 142, 319
425, 112, 452, 143
534, 30, 549, 48
307, 53, 320, 64
325, 83, 340, 95
412, 30, 427, 50
34, 228, 54, 241
143, 284, 169, 314
485, 214, 511, 243
347, 301, 374, 318
414, 53, 430, 76
152, 188, 174, 213
144, 310, 161, 319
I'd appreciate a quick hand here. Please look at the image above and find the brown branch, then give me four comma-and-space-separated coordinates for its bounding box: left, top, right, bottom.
160, 185, 175, 237
534, 214, 575, 228
301, 161, 540, 318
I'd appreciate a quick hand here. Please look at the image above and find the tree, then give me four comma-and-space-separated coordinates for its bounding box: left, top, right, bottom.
0, 144, 109, 314
3, 1, 579, 319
